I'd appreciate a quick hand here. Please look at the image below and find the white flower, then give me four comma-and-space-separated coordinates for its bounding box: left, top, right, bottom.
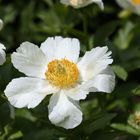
116, 0, 140, 15
60, 0, 104, 9
0, 43, 6, 65
4, 36, 115, 129
0, 19, 3, 31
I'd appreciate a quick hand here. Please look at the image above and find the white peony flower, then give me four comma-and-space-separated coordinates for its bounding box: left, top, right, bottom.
4, 36, 115, 129
116, 0, 140, 15
0, 43, 6, 65
60, 0, 104, 9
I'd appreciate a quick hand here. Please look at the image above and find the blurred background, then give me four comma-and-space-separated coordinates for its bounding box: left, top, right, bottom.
0, 0, 140, 139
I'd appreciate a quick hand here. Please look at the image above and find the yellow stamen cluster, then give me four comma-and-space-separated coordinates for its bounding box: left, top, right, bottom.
131, 0, 140, 5
45, 59, 79, 88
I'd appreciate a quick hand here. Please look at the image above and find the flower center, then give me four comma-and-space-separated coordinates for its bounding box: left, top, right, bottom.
131, 0, 140, 5
45, 59, 79, 88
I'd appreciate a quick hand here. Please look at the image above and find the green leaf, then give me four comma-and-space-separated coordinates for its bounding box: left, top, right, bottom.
84, 113, 116, 134
112, 65, 128, 81
132, 85, 140, 96
8, 131, 23, 140
111, 123, 140, 136
0, 94, 6, 106
94, 20, 118, 46
16, 109, 37, 122
114, 21, 134, 50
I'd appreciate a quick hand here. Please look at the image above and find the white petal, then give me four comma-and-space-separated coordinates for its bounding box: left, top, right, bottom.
0, 19, 3, 31
0, 43, 6, 65
116, 0, 140, 15
60, 0, 70, 5
81, 67, 115, 93
91, 0, 104, 9
60, 0, 104, 9
64, 85, 89, 100
78, 46, 113, 82
116, 0, 131, 9
4, 77, 58, 109
12, 42, 48, 78
48, 91, 82, 129
135, 7, 140, 15
40, 36, 80, 63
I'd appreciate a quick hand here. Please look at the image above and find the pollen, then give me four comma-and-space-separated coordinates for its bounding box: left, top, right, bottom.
45, 59, 79, 88
131, 0, 140, 5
